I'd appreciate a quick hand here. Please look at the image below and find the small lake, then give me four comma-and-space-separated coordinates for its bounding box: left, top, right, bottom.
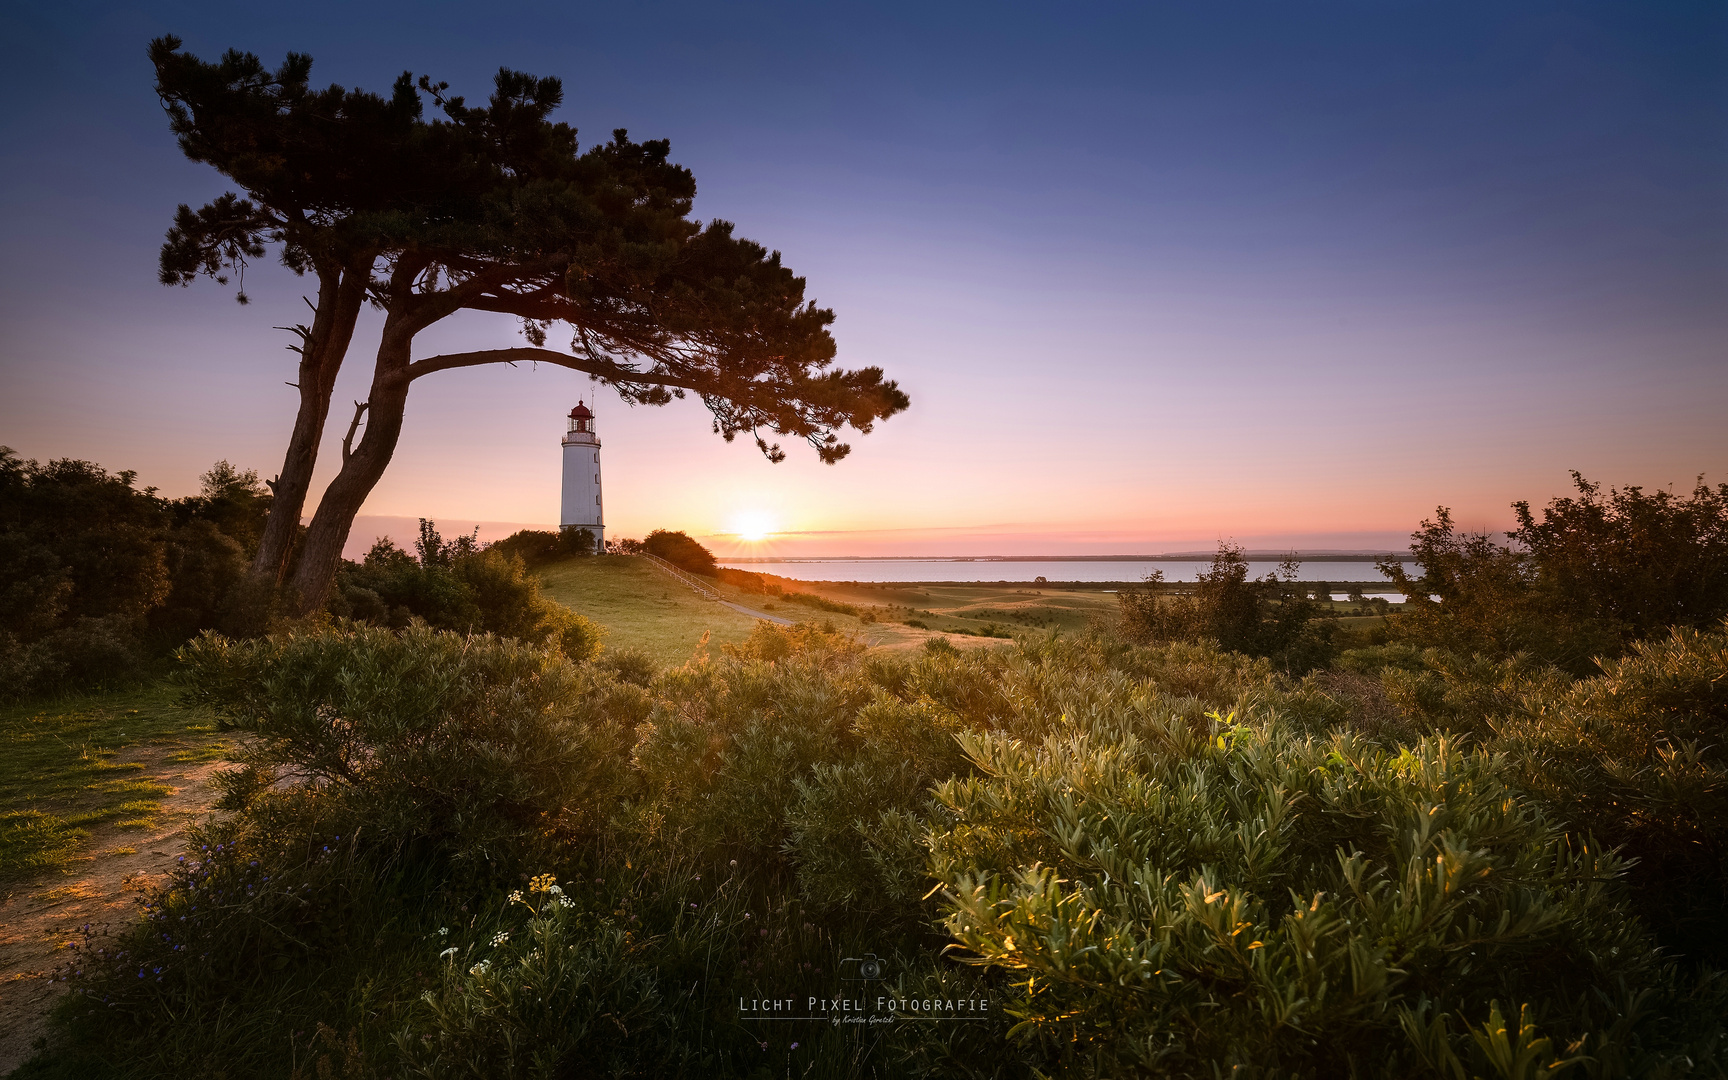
720, 558, 1406, 589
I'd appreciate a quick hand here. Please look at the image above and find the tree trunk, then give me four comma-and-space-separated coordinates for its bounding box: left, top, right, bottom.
285, 322, 415, 614
251, 262, 369, 586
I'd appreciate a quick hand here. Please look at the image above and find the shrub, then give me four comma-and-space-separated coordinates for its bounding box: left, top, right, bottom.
36, 623, 1728, 1079
595, 645, 660, 687
0, 451, 170, 695
0, 453, 272, 698
1332, 628, 1728, 966
931, 720, 1719, 1077
631, 648, 872, 862
398, 886, 682, 1077
329, 528, 602, 661
782, 590, 861, 616
1482, 623, 1728, 963
1380, 475, 1728, 672
1118, 542, 1334, 672
48, 824, 411, 1078
176, 624, 646, 868
485, 526, 596, 567
643, 528, 719, 575
715, 565, 774, 593
785, 724, 955, 916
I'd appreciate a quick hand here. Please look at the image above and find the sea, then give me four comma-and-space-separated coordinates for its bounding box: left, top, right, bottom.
719, 558, 1407, 590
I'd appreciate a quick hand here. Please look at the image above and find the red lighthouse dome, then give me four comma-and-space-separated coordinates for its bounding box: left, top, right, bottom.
568, 401, 593, 420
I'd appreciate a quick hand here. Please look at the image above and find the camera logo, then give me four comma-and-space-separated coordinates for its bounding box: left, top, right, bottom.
839, 954, 886, 982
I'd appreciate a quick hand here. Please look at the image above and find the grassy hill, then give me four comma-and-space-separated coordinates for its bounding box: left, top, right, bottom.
772, 578, 1122, 638
534, 556, 769, 665
536, 556, 1124, 661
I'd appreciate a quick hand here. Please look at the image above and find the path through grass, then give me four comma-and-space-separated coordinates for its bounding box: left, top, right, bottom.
537, 555, 1096, 657
0, 682, 223, 884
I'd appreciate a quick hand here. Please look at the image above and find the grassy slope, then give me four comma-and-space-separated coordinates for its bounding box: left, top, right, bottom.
536, 557, 1067, 658
537, 560, 1389, 657
768, 579, 1122, 638
759, 581, 1402, 642
0, 682, 224, 883
535, 556, 772, 665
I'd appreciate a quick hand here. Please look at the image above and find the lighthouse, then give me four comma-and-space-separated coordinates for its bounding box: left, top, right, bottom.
560, 401, 604, 548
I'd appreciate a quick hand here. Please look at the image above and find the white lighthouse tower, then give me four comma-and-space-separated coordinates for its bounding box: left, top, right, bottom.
559, 401, 604, 548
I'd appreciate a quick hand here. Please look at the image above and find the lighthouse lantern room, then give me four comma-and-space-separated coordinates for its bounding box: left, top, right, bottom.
559, 401, 604, 547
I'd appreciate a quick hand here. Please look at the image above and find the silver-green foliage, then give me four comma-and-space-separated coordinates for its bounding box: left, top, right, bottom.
930, 715, 1711, 1077
178, 622, 649, 866
65, 621, 1724, 1079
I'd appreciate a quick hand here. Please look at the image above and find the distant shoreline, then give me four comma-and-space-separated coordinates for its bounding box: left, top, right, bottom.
749, 579, 1407, 592
723, 553, 1412, 563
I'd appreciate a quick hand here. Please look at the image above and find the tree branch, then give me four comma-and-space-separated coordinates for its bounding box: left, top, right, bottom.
405, 348, 696, 389
341, 400, 370, 462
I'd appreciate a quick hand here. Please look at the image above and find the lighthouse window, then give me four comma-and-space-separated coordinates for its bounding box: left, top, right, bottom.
596, 495, 600, 505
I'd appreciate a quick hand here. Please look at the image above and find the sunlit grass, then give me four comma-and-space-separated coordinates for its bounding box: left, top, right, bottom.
783, 579, 1121, 637
0, 681, 224, 882
535, 555, 770, 665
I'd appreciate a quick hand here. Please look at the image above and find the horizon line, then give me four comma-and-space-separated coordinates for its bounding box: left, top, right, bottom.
716, 551, 1415, 562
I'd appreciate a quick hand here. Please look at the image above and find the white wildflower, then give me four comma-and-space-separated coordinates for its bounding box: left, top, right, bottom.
439, 947, 458, 960
469, 960, 491, 976
508, 890, 524, 903
491, 931, 510, 947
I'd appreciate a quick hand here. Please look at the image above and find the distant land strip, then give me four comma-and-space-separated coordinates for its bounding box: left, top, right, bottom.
723, 552, 1414, 563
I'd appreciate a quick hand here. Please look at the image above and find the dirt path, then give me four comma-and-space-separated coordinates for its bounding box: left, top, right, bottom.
0, 748, 225, 1074
718, 599, 795, 625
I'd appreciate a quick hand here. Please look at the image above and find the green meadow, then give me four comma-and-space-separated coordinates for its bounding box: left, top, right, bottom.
534, 555, 768, 664
0, 684, 223, 883
532, 557, 1126, 658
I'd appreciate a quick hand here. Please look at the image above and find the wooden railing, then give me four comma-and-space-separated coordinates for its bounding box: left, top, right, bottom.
639, 553, 722, 601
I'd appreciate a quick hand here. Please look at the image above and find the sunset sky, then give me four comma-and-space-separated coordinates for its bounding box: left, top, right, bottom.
2, 1, 1723, 558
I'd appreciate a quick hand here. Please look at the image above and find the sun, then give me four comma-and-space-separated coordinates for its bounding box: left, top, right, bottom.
730, 511, 777, 543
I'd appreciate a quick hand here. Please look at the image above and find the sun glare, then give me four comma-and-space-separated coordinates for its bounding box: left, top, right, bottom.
730, 511, 777, 543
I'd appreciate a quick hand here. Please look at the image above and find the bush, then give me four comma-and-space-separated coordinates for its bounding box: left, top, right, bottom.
1483, 625, 1727, 963
486, 526, 596, 567
1118, 543, 1334, 672
329, 524, 602, 661
643, 528, 718, 575
782, 590, 861, 616
1335, 626, 1728, 966
398, 886, 681, 1077
47, 822, 421, 1078
177, 624, 646, 868
714, 565, 774, 593
1380, 474, 1728, 672
0, 452, 272, 698
932, 720, 1717, 1076
36, 623, 1728, 1079
594, 645, 660, 687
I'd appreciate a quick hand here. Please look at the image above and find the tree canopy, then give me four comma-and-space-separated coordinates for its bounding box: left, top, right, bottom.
1379, 473, 1728, 671
152, 38, 908, 609
642, 529, 720, 576
1117, 543, 1332, 671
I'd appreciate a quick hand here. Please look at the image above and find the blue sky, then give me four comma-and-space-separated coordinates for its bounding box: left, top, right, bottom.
2, 1, 1723, 555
